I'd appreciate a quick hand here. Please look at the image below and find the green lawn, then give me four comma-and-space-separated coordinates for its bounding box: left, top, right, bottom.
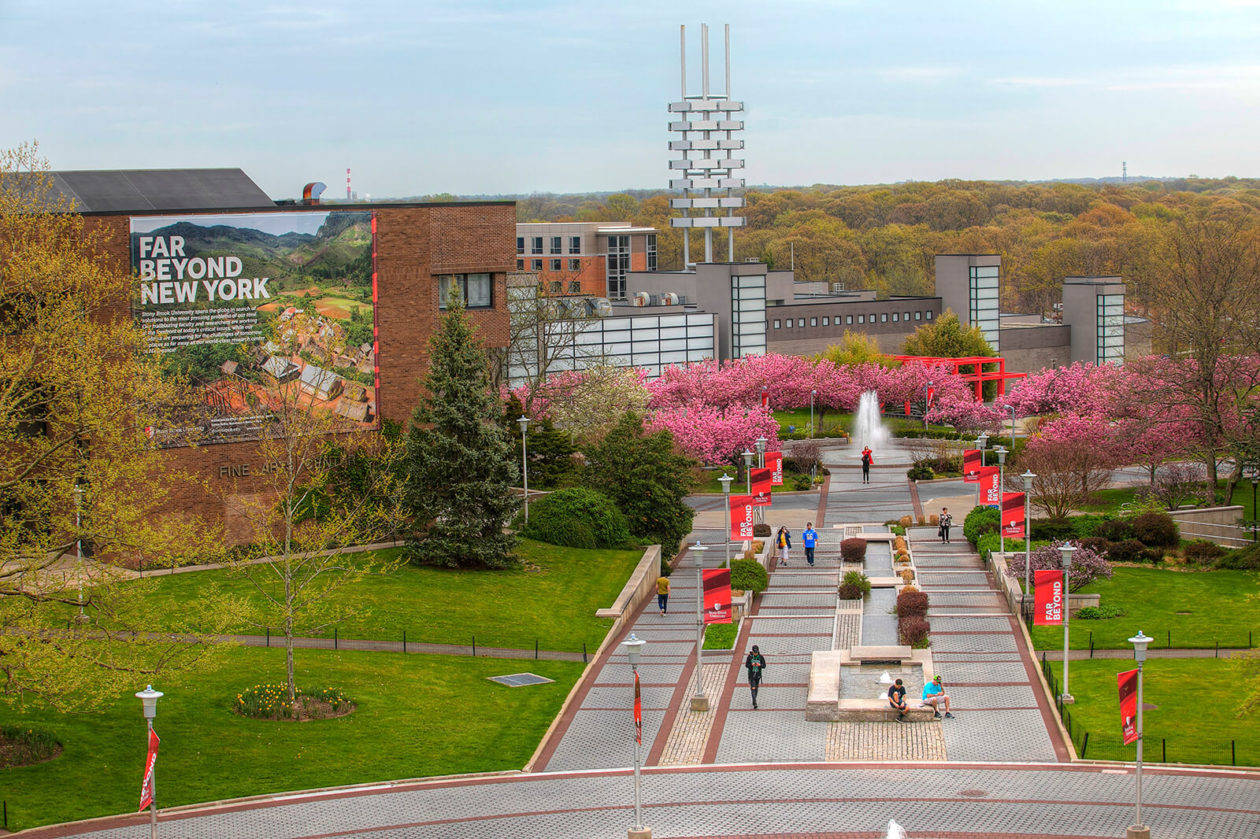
1078, 480, 1258, 516
704, 622, 738, 650
1042, 658, 1259, 767
773, 408, 850, 439
0, 647, 585, 831
1029, 567, 1260, 651
135, 539, 644, 653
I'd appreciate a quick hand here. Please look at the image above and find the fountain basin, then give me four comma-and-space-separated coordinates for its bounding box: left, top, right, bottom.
806, 648, 936, 722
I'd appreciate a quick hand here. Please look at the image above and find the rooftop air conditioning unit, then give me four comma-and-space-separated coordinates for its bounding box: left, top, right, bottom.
631, 291, 651, 307
588, 297, 613, 318
562, 298, 587, 318
659, 292, 680, 306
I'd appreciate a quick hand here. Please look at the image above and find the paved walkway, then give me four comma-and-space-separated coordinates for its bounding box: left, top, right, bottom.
24, 763, 1260, 838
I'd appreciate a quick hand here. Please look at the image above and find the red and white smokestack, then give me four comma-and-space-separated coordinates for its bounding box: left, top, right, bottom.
346, 168, 352, 201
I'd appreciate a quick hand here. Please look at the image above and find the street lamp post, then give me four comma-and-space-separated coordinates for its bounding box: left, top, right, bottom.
1058, 543, 1076, 704
719, 473, 733, 569
742, 449, 754, 496
621, 633, 650, 839
689, 542, 711, 712
1127, 630, 1153, 839
923, 381, 933, 430
518, 415, 531, 524
994, 446, 1008, 557
136, 685, 163, 839
810, 389, 817, 438
1021, 469, 1036, 619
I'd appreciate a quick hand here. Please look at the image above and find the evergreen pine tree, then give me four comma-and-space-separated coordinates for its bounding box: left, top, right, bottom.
403, 300, 519, 568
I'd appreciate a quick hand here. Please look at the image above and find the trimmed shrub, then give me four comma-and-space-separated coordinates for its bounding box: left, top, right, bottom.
1183, 539, 1225, 567
1105, 538, 1148, 564
838, 570, 871, 599
791, 474, 812, 491
893, 536, 907, 552
520, 487, 631, 549
898, 515, 912, 528
753, 523, 771, 537
887, 523, 907, 537
1094, 518, 1136, 543
1076, 604, 1125, 620
730, 558, 769, 594
896, 588, 929, 618
1129, 512, 1179, 549
906, 462, 934, 481
963, 505, 1000, 546
1217, 543, 1260, 570
898, 568, 915, 584
1079, 536, 1109, 558
1030, 518, 1077, 541
1072, 514, 1112, 538
898, 615, 930, 647
840, 538, 867, 563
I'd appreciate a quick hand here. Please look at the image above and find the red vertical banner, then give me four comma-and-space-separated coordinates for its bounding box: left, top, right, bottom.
633, 670, 642, 744
1033, 569, 1064, 626
978, 466, 1000, 507
729, 494, 755, 539
750, 467, 773, 506
963, 449, 982, 482
766, 451, 784, 486
761, 389, 769, 408
1001, 492, 1026, 538
1117, 668, 1139, 746
702, 568, 732, 624
138, 727, 160, 812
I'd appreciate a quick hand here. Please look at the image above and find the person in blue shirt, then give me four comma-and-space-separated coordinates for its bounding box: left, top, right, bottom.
801, 522, 819, 566
922, 675, 954, 718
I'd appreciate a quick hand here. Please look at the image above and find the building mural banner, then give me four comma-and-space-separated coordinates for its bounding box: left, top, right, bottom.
729, 494, 755, 539
1033, 569, 1064, 626
130, 210, 377, 447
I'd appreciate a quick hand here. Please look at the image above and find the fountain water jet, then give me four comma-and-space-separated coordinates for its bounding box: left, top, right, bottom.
853, 390, 891, 454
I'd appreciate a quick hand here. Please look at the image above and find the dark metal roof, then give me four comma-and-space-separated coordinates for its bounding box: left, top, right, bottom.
37, 168, 273, 212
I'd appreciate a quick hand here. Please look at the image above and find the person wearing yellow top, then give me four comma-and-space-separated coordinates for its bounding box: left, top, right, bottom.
656, 575, 671, 615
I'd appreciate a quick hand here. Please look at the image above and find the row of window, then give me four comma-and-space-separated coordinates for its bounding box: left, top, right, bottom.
771, 310, 935, 330
518, 235, 582, 256
516, 258, 583, 272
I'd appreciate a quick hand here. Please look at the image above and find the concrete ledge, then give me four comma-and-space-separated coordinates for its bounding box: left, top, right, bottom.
806, 650, 843, 721
849, 644, 913, 661
837, 699, 935, 722
595, 544, 662, 624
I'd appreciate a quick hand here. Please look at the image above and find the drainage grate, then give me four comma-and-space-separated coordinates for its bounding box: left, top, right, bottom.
488, 673, 555, 688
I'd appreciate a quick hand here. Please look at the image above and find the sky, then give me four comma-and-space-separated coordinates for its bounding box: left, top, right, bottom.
2, 0, 1258, 199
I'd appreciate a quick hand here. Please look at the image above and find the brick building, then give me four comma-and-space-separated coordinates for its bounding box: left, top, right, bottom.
515, 221, 658, 299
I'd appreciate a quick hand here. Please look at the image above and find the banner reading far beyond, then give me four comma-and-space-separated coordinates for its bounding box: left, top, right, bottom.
1033, 569, 1064, 626
729, 494, 755, 539
1001, 492, 1026, 538
766, 451, 784, 486
963, 449, 983, 482
978, 466, 1000, 507
703, 568, 732, 624
1118, 668, 1139, 746
750, 467, 773, 506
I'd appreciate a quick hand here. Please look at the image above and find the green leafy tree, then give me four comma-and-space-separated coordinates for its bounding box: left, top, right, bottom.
818, 330, 899, 368
403, 300, 519, 568
583, 413, 694, 559
503, 395, 573, 488
902, 310, 996, 358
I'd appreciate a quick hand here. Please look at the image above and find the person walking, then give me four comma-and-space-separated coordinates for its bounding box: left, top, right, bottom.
939, 507, 953, 544
775, 526, 792, 566
801, 522, 819, 567
745, 644, 767, 709
655, 573, 671, 616
860, 446, 873, 484
888, 677, 909, 722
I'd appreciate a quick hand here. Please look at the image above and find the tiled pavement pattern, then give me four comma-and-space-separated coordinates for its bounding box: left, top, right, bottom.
826, 720, 947, 760
45, 764, 1260, 839
657, 663, 727, 765
910, 526, 1059, 763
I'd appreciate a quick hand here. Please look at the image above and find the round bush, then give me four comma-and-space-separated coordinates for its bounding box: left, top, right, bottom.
1217, 543, 1260, 570
1105, 538, 1148, 564
1030, 518, 1078, 541
1094, 518, 1136, 543
1128, 512, 1179, 548
898, 615, 930, 647
1183, 539, 1224, 567
753, 522, 771, 537
840, 538, 867, 563
896, 589, 929, 618
520, 488, 630, 549
729, 558, 768, 594
906, 462, 934, 481
963, 506, 1000, 546
838, 570, 871, 599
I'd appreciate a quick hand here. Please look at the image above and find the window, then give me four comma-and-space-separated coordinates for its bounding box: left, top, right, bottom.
551, 258, 562, 271
773, 319, 781, 329
915, 311, 922, 320
857, 315, 865, 324
846, 315, 854, 325
568, 258, 580, 271
549, 280, 562, 293
797, 318, 805, 327
438, 273, 493, 309
869, 313, 877, 323
880, 313, 888, 323
531, 236, 543, 255
892, 313, 899, 322
516, 259, 524, 270
730, 274, 767, 358
606, 234, 631, 299
532, 259, 543, 270
926, 310, 934, 320
516, 236, 525, 254
822, 317, 829, 326
568, 280, 581, 294
550, 236, 562, 254
646, 233, 658, 271
810, 317, 818, 327
569, 236, 581, 255
904, 312, 911, 321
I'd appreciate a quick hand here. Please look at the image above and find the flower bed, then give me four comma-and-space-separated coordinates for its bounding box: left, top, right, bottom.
233, 684, 355, 721
0, 725, 61, 768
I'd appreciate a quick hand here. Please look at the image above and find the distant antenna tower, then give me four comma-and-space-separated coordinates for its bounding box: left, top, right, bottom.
669, 23, 745, 265
1122, 161, 1127, 184
346, 168, 352, 201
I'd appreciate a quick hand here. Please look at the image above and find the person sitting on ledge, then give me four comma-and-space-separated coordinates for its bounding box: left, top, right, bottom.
922, 675, 954, 718
888, 677, 909, 722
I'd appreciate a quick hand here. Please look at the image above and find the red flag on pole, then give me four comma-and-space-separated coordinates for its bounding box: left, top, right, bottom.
702, 568, 732, 624
1033, 569, 1064, 626
1001, 492, 1026, 538
766, 451, 784, 486
729, 494, 755, 539
978, 466, 1000, 507
761, 389, 769, 408
633, 670, 642, 744
138, 727, 159, 812
750, 467, 773, 506
1117, 668, 1139, 746
963, 449, 982, 482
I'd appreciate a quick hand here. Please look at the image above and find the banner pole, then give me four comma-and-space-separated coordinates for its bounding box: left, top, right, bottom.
148, 720, 157, 839
1135, 659, 1144, 828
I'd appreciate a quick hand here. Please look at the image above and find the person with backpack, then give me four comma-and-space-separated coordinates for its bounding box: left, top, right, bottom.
775, 526, 792, 566
744, 644, 767, 709
801, 522, 819, 566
